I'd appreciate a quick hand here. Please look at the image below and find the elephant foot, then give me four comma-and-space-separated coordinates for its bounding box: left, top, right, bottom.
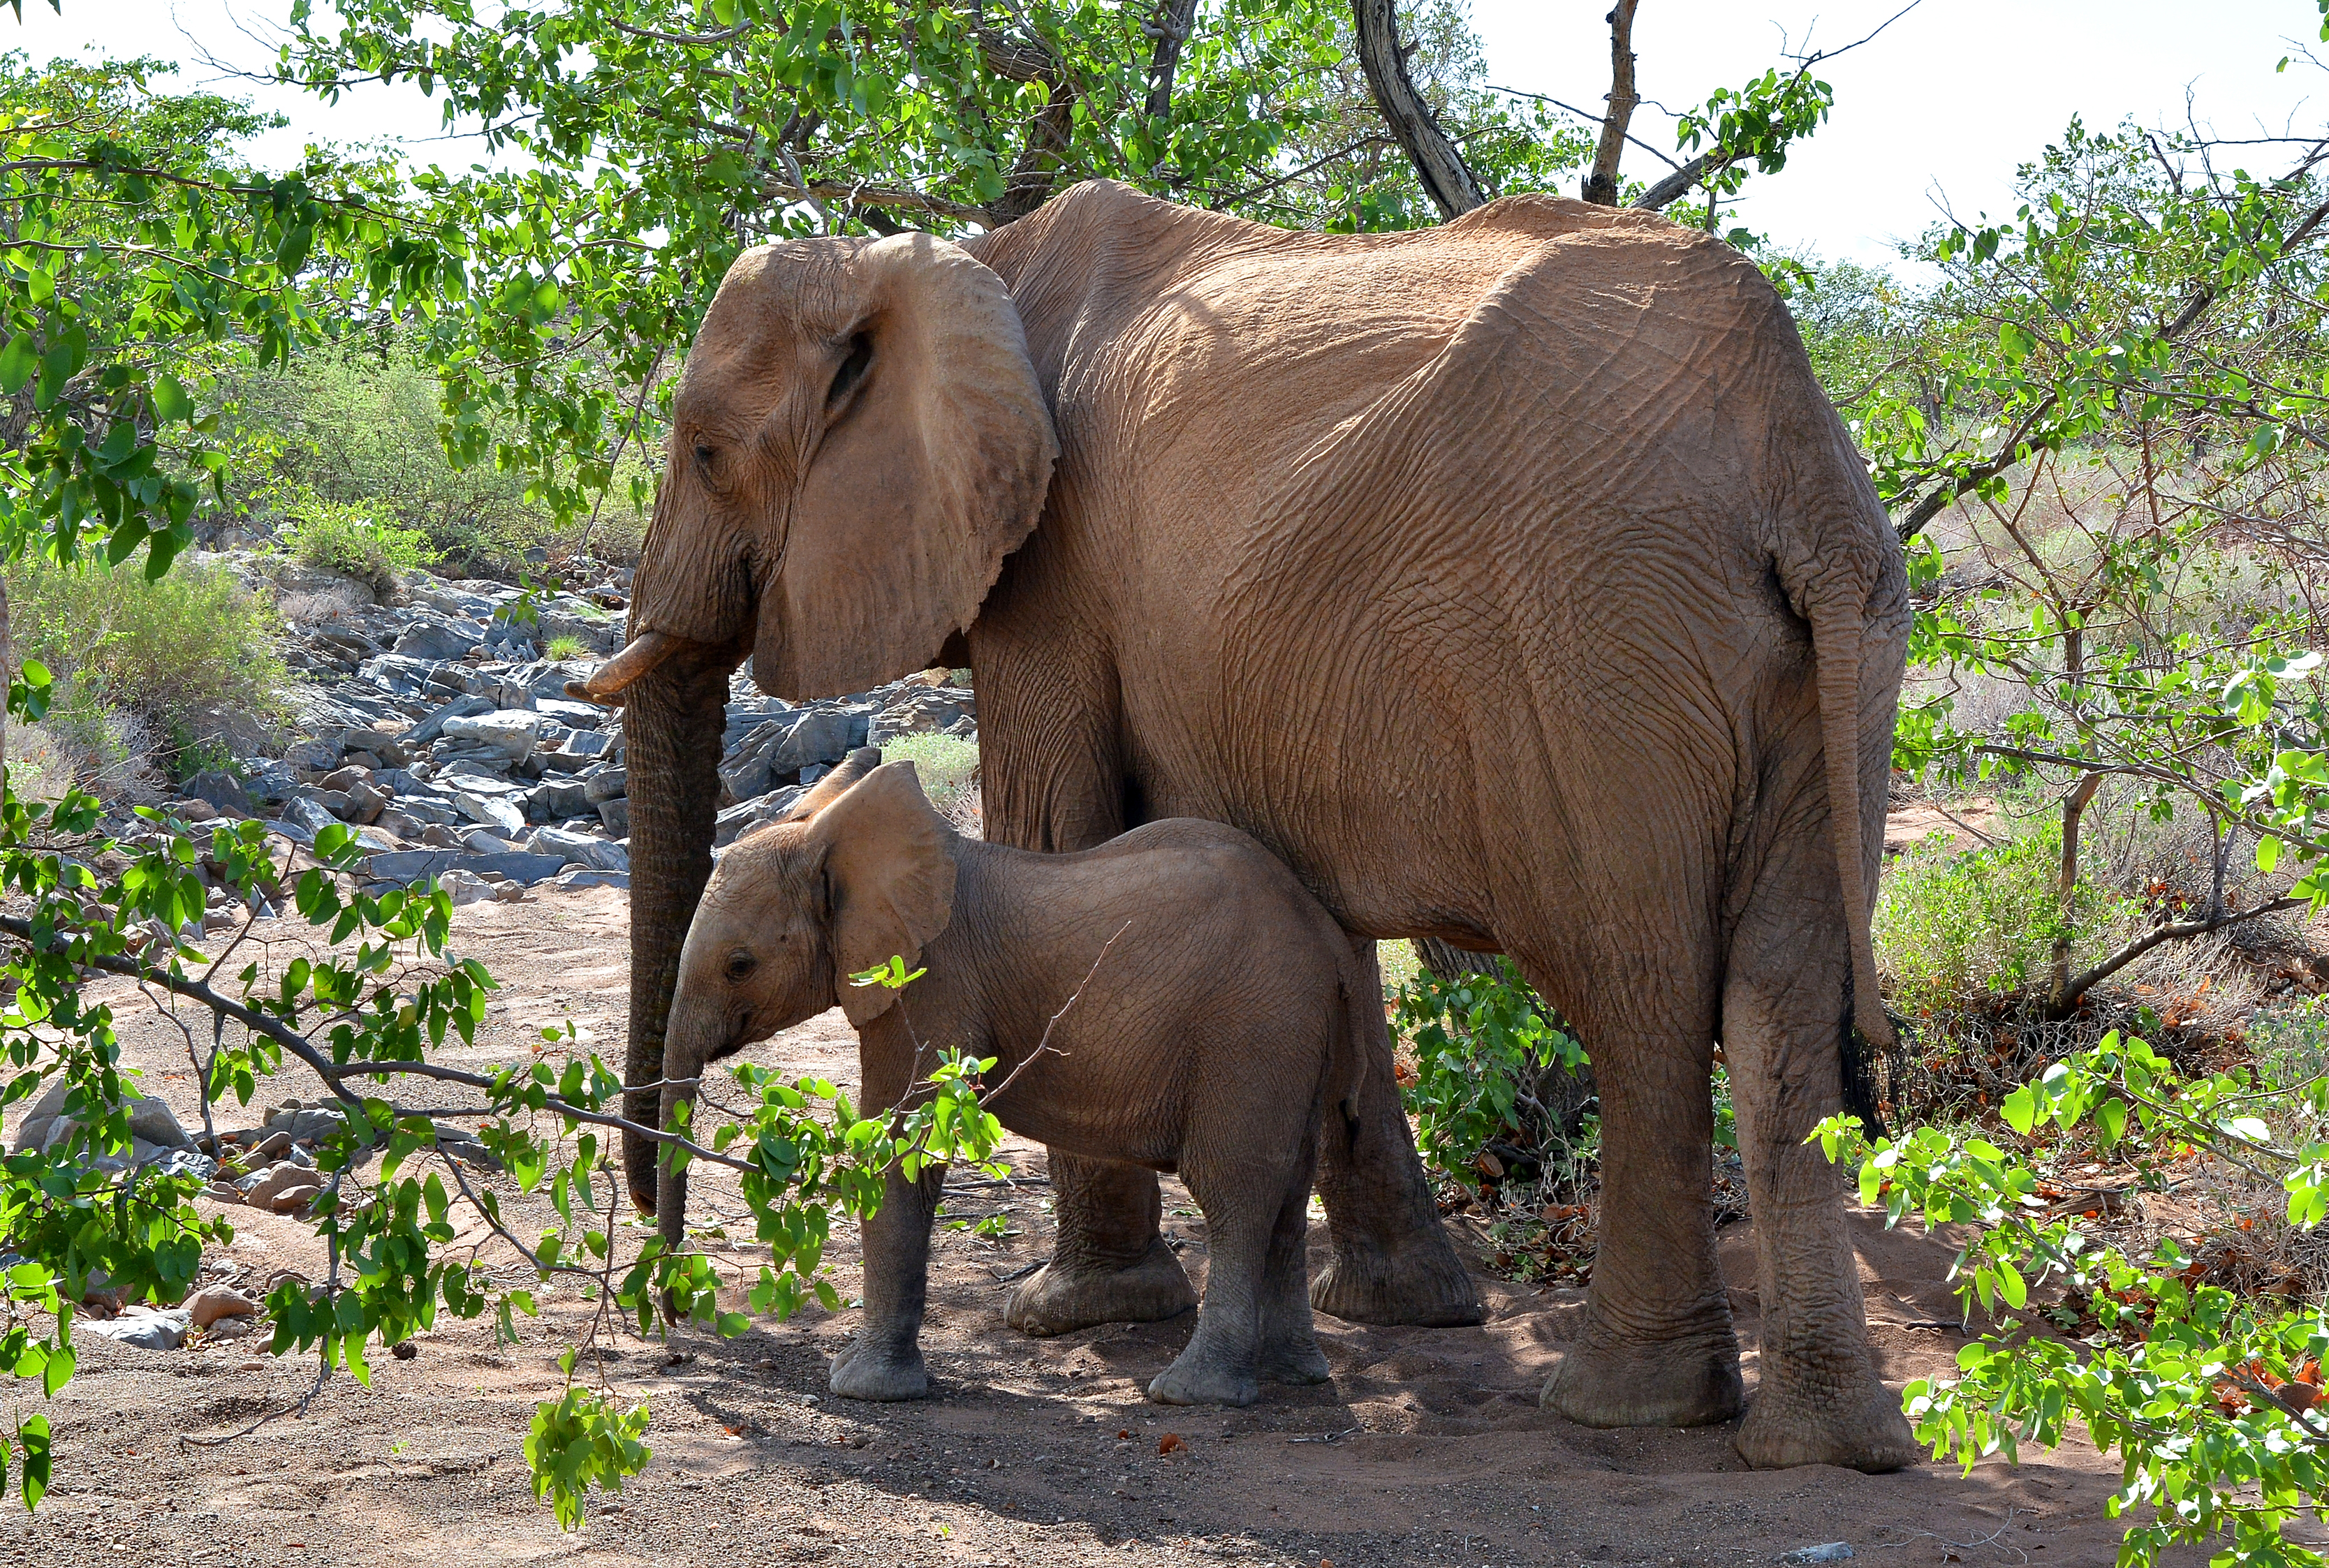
1257, 1333, 1332, 1386
829, 1336, 930, 1402
1147, 1350, 1259, 1408
1541, 1331, 1744, 1428
1309, 1227, 1484, 1327
1735, 1378, 1920, 1472
1006, 1237, 1196, 1338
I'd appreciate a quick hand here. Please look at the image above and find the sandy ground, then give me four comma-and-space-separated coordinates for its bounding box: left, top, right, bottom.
0, 882, 2191, 1568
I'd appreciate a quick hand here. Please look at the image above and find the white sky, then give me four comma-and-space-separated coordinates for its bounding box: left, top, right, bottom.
7, 0, 2326, 272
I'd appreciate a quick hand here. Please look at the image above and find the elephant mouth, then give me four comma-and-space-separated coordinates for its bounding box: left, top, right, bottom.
566, 630, 687, 704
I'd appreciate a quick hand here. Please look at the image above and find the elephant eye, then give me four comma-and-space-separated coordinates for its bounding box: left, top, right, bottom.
692, 442, 717, 468
725, 951, 757, 982
825, 331, 874, 413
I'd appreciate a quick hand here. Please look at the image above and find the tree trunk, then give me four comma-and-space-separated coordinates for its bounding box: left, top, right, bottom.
1580, 0, 1641, 206
1352, 0, 1485, 219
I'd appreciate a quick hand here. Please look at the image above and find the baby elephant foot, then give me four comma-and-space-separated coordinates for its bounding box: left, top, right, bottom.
829, 1335, 929, 1402
1147, 1350, 1260, 1408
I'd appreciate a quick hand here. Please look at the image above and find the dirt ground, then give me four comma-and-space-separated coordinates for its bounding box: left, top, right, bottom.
0, 882, 2194, 1568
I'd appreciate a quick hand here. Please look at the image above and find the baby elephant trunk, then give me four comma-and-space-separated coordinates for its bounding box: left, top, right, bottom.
654, 1017, 711, 1258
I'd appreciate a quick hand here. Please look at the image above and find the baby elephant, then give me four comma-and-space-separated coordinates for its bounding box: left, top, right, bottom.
660, 750, 1367, 1407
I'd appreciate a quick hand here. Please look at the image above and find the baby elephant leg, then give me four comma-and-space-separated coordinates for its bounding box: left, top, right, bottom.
1151, 1148, 1309, 1407
1257, 1146, 1330, 1386
830, 1161, 944, 1401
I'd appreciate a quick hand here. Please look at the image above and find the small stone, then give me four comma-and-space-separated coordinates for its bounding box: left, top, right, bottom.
177, 799, 220, 822
187, 1286, 260, 1329
1779, 1547, 1856, 1565
82, 1307, 192, 1350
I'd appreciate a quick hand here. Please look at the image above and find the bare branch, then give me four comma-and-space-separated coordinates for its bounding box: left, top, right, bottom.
1353, 0, 1485, 219
1581, 0, 1642, 207
1142, 0, 1200, 120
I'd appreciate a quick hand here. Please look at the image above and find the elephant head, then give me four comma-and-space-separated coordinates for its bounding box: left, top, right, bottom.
656, 755, 958, 1251
585, 233, 1056, 1208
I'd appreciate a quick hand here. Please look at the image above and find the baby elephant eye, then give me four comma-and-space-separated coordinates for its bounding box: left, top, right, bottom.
725, 952, 757, 982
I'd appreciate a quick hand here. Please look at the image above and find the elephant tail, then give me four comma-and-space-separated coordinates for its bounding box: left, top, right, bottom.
1331, 972, 1372, 1146
1809, 593, 1895, 1072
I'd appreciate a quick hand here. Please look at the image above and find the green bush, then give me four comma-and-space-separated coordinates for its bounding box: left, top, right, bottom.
8, 554, 288, 776
1391, 959, 1589, 1181
278, 491, 436, 593
881, 732, 978, 811
1874, 818, 2138, 1021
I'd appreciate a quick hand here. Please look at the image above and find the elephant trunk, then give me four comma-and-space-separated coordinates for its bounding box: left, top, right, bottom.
620, 645, 735, 1213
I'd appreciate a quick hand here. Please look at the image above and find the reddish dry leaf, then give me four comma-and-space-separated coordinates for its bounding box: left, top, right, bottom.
1158, 1433, 1186, 1456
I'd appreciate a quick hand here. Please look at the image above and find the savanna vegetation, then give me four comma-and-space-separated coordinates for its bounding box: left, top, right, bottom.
6, 0, 2329, 1562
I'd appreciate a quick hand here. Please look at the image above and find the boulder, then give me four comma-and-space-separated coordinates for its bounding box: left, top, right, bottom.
282, 737, 343, 774
719, 704, 869, 799
715, 785, 809, 847
453, 789, 527, 838
240, 760, 300, 806
439, 710, 545, 761
179, 769, 251, 816
279, 797, 338, 839
340, 726, 411, 767
583, 767, 628, 804
598, 797, 631, 837
81, 1306, 193, 1350
454, 851, 568, 886
402, 693, 497, 746
186, 1285, 260, 1330
392, 612, 487, 663
533, 778, 593, 819
869, 686, 975, 744
524, 827, 628, 873
11, 1081, 190, 1154
554, 868, 630, 892
344, 781, 390, 824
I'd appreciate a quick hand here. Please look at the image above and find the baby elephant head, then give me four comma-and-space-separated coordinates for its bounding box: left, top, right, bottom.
657, 752, 957, 1245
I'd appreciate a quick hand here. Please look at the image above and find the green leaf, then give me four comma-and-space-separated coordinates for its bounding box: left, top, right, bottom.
2001, 1085, 2037, 1136
18, 1413, 48, 1509
152, 372, 192, 423
0, 333, 36, 395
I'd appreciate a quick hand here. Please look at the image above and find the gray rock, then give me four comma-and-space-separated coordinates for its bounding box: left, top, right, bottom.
179, 769, 252, 815
869, 686, 975, 744
283, 737, 343, 774
554, 867, 630, 892
264, 1103, 349, 1143
241, 760, 300, 806
715, 785, 809, 847
453, 790, 526, 838
392, 612, 487, 663
525, 827, 629, 872
440, 709, 544, 761
534, 698, 605, 731
340, 727, 410, 767
597, 796, 631, 837
143, 1147, 219, 1183
401, 693, 497, 746
584, 767, 629, 804
1779, 1548, 1855, 1565
720, 705, 870, 798
279, 797, 338, 838
11, 1081, 189, 1154
365, 850, 457, 886
533, 778, 593, 818
82, 1307, 192, 1350
453, 851, 568, 886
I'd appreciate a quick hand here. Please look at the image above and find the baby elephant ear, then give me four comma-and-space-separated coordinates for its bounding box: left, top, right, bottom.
806, 761, 957, 1026
774, 746, 885, 824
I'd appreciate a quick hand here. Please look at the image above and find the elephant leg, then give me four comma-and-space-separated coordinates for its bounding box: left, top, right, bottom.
1724, 918, 1918, 1472
1309, 935, 1484, 1328
1006, 1154, 1196, 1336
830, 1160, 944, 1401
1256, 1139, 1330, 1386
1149, 1157, 1286, 1407
1540, 995, 1744, 1429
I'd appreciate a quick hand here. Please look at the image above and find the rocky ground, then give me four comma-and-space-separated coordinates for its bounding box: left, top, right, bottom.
0, 883, 2201, 1568
148, 550, 974, 915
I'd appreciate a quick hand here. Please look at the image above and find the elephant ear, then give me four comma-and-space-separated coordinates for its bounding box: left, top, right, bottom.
807, 761, 959, 1026
774, 746, 884, 824
758, 233, 1057, 697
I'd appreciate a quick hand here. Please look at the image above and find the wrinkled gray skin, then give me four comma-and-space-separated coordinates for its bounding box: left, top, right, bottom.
659, 755, 1368, 1407
603, 181, 1917, 1470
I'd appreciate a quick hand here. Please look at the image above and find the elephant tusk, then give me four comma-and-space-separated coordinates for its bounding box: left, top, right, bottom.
566, 630, 682, 704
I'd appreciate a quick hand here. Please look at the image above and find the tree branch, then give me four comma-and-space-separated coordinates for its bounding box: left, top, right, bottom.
1580, 0, 1641, 207
1353, 0, 1485, 220
1142, 0, 1200, 121
2057, 898, 2307, 1008
1632, 151, 1717, 212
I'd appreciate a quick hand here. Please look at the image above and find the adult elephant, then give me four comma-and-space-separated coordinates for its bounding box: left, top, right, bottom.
585, 179, 1915, 1471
